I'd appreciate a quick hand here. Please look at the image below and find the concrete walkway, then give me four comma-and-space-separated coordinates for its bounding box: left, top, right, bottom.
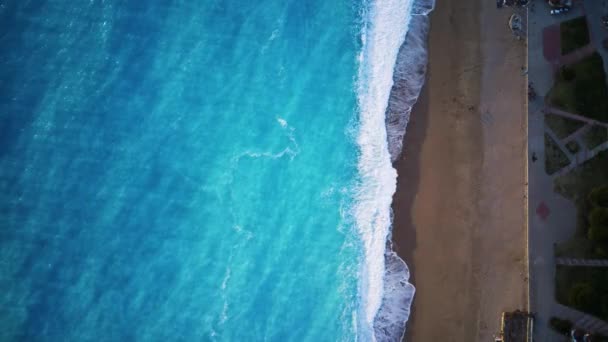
556, 257, 608, 266
544, 106, 608, 128
554, 303, 608, 335
557, 43, 596, 68
562, 124, 589, 144
529, 104, 578, 341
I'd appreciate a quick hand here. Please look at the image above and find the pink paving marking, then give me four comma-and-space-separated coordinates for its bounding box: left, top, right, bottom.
543, 24, 561, 63
536, 202, 550, 221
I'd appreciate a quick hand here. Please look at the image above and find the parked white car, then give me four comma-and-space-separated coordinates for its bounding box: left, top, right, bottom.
550, 7, 570, 15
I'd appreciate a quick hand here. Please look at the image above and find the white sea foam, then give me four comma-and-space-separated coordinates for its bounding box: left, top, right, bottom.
385, 11, 431, 162
354, 0, 412, 339
276, 117, 288, 128
355, 0, 434, 340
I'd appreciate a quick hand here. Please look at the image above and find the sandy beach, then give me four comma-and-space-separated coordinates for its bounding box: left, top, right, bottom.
392, 0, 529, 340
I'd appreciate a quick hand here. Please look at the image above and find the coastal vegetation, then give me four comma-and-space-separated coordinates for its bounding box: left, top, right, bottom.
555, 266, 608, 320
545, 133, 570, 175
547, 53, 608, 123
555, 151, 608, 259
560, 16, 590, 55
544, 114, 585, 139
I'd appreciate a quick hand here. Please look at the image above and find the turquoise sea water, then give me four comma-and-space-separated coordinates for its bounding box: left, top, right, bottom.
0, 0, 429, 340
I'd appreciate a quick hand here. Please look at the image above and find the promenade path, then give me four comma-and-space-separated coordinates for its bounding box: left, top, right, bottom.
527, 1, 608, 340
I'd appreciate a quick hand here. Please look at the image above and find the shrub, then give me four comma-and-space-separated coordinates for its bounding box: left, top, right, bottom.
589, 207, 608, 242
589, 224, 608, 242
590, 207, 608, 227
561, 66, 576, 81
549, 317, 573, 335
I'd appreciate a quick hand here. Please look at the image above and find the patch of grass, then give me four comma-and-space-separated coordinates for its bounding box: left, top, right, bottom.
555, 266, 608, 320
545, 133, 571, 175
583, 125, 608, 150
555, 151, 608, 201
547, 53, 608, 123
566, 140, 580, 154
545, 114, 586, 139
560, 16, 590, 55
556, 236, 596, 258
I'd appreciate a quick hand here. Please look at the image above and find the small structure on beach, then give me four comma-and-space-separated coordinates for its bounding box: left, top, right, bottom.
497, 0, 529, 8
509, 14, 523, 31
509, 14, 525, 39
495, 310, 534, 342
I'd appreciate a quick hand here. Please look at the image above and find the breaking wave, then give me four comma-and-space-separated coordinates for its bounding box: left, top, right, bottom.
354, 0, 433, 340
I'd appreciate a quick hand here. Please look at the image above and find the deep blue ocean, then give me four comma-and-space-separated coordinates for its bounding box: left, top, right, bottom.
0, 0, 430, 340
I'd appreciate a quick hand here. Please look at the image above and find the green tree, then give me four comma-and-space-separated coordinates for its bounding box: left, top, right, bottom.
589, 225, 608, 242
568, 282, 596, 310
589, 185, 608, 208
560, 66, 575, 81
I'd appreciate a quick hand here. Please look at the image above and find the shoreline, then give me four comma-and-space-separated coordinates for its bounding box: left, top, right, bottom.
391, 0, 528, 340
